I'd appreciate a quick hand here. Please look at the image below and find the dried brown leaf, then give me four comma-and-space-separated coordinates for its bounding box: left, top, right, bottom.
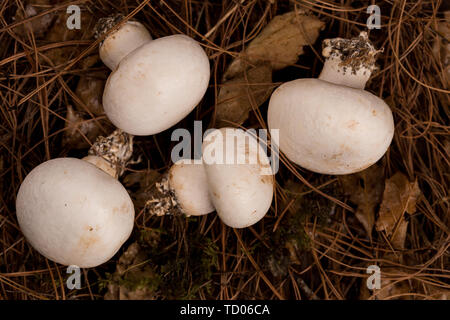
74, 72, 107, 116
104, 242, 160, 300
45, 7, 98, 67
215, 11, 323, 127
340, 164, 385, 235
224, 11, 324, 79
215, 63, 273, 127
62, 105, 114, 149
13, 1, 54, 38
375, 172, 421, 245
432, 11, 450, 87
123, 170, 161, 209
360, 267, 412, 300
424, 284, 450, 300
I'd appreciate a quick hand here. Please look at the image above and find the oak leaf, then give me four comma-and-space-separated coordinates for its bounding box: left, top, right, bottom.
224, 11, 325, 79
375, 172, 421, 249
215, 63, 273, 127
340, 164, 385, 236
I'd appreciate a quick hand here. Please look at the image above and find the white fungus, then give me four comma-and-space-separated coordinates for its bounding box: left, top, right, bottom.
16, 158, 135, 268
202, 128, 274, 228
97, 16, 210, 136
268, 32, 395, 175
168, 160, 215, 216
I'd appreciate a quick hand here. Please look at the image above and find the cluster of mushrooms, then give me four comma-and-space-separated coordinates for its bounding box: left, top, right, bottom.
16, 16, 394, 268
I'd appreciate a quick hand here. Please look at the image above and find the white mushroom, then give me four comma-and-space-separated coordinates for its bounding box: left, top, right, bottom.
268, 32, 394, 175
96, 16, 210, 136
96, 15, 152, 70
15, 130, 135, 268
202, 128, 274, 228
16, 158, 134, 268
145, 160, 214, 217
168, 160, 215, 216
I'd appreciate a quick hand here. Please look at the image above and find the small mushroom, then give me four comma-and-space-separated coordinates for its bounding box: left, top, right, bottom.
268, 32, 394, 175
202, 128, 274, 228
168, 160, 215, 216
145, 160, 214, 217
96, 15, 152, 70
96, 16, 210, 136
15, 130, 135, 268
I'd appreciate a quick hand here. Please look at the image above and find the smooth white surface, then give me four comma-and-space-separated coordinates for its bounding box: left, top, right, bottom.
268, 78, 395, 175
169, 160, 214, 216
99, 21, 152, 70
16, 158, 135, 268
202, 128, 274, 228
103, 34, 210, 136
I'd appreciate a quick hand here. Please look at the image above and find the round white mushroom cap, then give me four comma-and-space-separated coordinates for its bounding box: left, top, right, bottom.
103, 34, 210, 136
16, 158, 135, 268
268, 78, 395, 175
202, 128, 274, 228
99, 20, 152, 70
168, 160, 215, 216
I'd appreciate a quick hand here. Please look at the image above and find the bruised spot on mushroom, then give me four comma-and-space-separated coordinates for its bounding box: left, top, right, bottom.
212, 191, 220, 199
78, 234, 100, 252
330, 152, 343, 160
346, 120, 359, 129
260, 175, 273, 185
372, 110, 377, 116
113, 202, 129, 214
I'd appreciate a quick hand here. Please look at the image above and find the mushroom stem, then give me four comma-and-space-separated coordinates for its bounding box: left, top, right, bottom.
82, 129, 134, 178
318, 32, 381, 89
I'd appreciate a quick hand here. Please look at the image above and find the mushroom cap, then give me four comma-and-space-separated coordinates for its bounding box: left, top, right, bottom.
268, 78, 395, 174
168, 160, 215, 216
202, 128, 274, 228
103, 34, 210, 136
99, 21, 152, 70
16, 158, 135, 268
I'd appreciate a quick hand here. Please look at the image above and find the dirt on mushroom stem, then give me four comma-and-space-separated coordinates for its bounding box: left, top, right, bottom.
322, 32, 382, 76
